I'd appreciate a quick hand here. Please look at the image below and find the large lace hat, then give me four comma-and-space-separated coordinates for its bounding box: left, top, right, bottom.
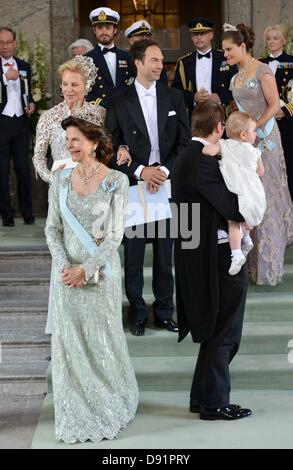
72, 55, 97, 94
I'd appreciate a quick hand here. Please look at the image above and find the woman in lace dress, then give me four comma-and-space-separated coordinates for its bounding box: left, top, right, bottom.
45, 116, 138, 444
222, 23, 293, 285
33, 55, 105, 183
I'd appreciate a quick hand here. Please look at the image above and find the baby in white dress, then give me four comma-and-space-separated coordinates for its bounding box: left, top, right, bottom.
203, 111, 266, 275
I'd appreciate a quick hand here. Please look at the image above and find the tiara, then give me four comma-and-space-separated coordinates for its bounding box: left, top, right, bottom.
71, 101, 106, 127
73, 55, 97, 94
223, 22, 238, 32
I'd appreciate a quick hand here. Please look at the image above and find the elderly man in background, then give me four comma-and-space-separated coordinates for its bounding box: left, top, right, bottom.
68, 38, 94, 57
0, 26, 35, 227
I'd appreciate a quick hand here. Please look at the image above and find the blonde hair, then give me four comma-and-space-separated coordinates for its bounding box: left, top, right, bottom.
264, 24, 288, 45
226, 111, 255, 140
58, 59, 86, 83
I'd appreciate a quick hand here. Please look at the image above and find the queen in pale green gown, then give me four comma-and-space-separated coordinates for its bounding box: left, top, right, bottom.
45, 116, 138, 444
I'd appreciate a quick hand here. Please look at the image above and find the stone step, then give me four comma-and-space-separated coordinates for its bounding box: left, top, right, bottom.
0, 251, 51, 273
132, 354, 293, 391
0, 329, 50, 361
0, 361, 48, 395
1, 290, 293, 329
125, 322, 293, 356
1, 263, 293, 300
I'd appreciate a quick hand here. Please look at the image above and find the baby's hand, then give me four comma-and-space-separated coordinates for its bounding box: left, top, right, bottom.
202, 143, 221, 156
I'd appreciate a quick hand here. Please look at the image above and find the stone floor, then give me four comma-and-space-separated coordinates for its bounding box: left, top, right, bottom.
0, 394, 44, 449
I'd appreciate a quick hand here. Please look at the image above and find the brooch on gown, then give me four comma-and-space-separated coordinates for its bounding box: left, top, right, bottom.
92, 228, 105, 246
100, 179, 118, 193
246, 78, 258, 89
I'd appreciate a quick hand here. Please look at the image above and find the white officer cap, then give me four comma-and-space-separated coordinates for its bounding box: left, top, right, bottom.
124, 20, 152, 38
89, 7, 120, 26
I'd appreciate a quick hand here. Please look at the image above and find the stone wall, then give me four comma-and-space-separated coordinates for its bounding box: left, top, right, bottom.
224, 0, 293, 56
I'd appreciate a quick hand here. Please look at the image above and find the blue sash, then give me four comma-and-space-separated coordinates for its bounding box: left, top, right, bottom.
232, 76, 276, 151
59, 169, 112, 279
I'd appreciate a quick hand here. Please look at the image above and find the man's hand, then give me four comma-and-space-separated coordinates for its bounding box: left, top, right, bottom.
141, 166, 167, 193
275, 108, 285, 120
194, 89, 210, 103
5, 66, 19, 81
116, 147, 132, 166
25, 102, 35, 117
210, 93, 221, 103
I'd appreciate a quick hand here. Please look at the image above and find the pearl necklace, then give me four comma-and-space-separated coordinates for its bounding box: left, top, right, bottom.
238, 57, 255, 84
77, 163, 101, 185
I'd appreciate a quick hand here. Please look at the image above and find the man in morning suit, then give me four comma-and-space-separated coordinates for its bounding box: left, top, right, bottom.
0, 27, 35, 227
106, 40, 190, 336
172, 18, 237, 116
172, 101, 252, 421
85, 7, 134, 108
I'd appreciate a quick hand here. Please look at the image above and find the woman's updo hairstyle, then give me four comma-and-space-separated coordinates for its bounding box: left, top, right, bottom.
223, 23, 255, 51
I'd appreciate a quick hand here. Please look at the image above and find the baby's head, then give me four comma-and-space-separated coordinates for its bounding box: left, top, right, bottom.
226, 111, 256, 145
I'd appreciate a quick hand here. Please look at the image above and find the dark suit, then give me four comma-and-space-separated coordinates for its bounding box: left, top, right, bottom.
172, 49, 237, 114
0, 56, 33, 220
106, 82, 190, 322
172, 140, 248, 407
261, 52, 293, 200
85, 45, 134, 108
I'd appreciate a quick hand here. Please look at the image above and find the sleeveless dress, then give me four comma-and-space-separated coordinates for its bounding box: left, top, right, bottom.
231, 63, 293, 285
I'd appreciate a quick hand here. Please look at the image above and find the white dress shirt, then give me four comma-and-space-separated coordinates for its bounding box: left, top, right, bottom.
99, 43, 116, 85
195, 49, 212, 94
268, 52, 283, 75
1, 56, 23, 117
134, 79, 169, 179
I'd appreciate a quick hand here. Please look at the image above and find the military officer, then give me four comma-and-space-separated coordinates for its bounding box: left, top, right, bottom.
124, 20, 168, 84
261, 24, 293, 200
85, 7, 134, 108
172, 17, 237, 115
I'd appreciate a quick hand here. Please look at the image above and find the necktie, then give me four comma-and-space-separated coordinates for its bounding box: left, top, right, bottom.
4, 62, 13, 66
267, 56, 280, 62
197, 52, 211, 60
102, 47, 117, 55
143, 89, 156, 98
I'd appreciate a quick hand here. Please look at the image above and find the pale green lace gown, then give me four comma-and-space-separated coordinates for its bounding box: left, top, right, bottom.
45, 169, 139, 444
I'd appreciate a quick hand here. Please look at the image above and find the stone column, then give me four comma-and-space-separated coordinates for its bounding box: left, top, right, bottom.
223, 0, 253, 26
50, 0, 78, 102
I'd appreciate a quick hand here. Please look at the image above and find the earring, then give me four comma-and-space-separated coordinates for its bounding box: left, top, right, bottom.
89, 147, 96, 158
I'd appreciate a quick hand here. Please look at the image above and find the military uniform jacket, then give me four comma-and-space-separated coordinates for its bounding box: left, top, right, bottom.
85, 46, 134, 109
261, 51, 293, 118
172, 49, 237, 112
0, 56, 33, 114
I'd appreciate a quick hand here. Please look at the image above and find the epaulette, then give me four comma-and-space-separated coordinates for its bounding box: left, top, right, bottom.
217, 48, 224, 53
176, 52, 193, 62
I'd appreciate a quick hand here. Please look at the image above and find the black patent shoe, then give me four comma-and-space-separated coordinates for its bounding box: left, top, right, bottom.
23, 215, 35, 225
154, 318, 178, 332
2, 217, 15, 227
190, 402, 241, 413
200, 405, 252, 420
130, 320, 146, 336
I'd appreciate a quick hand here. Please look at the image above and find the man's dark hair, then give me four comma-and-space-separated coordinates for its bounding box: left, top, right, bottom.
129, 39, 161, 64
191, 101, 225, 137
0, 27, 16, 40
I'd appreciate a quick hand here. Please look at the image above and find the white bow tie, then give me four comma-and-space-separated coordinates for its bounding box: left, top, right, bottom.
142, 89, 156, 98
